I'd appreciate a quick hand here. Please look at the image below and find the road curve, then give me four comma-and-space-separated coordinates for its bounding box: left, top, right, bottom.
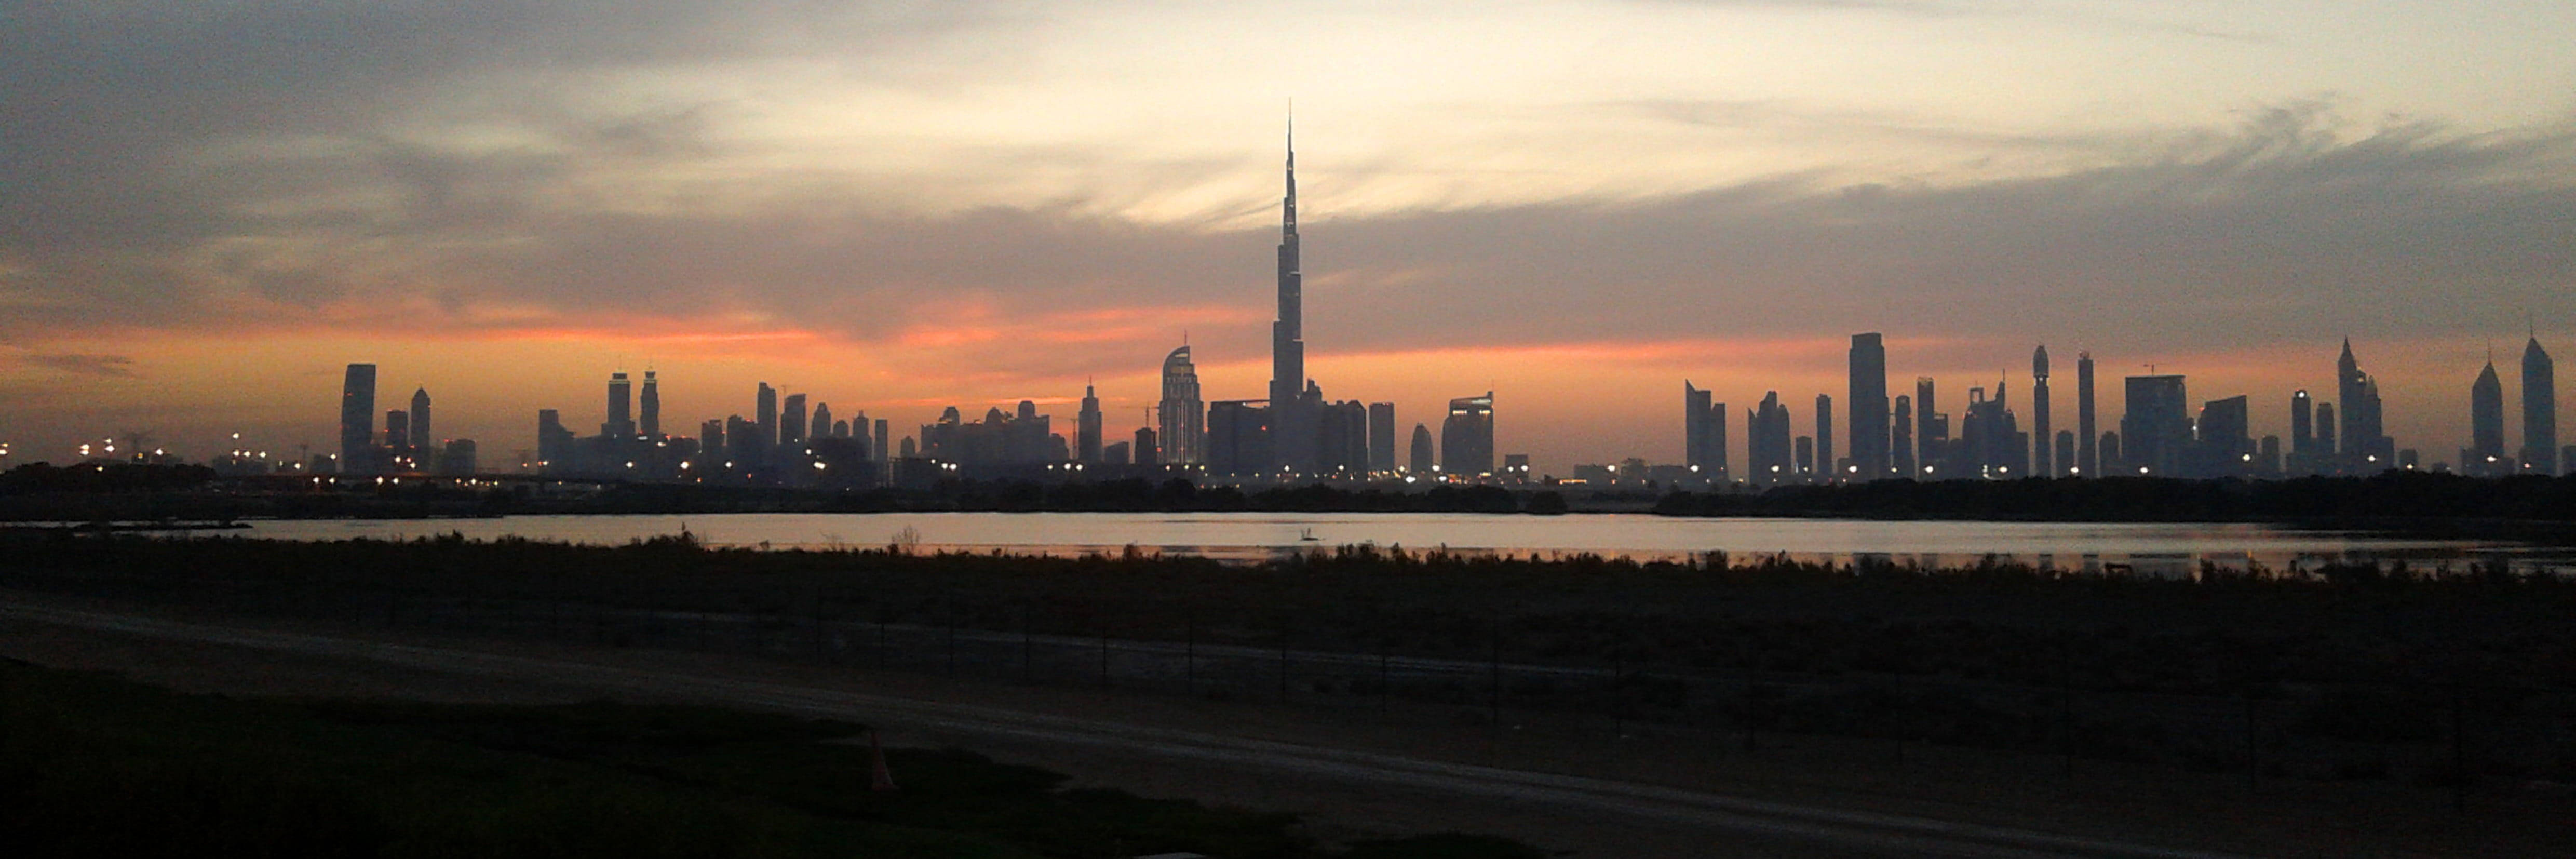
0, 602, 2256, 859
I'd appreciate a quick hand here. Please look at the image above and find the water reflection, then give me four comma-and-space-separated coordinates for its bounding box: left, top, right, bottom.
230, 512, 2576, 576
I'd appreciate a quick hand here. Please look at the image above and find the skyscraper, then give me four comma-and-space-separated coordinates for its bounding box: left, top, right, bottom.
408, 387, 432, 450
1207, 400, 1271, 476
2338, 340, 2392, 470
781, 394, 807, 448
1891, 394, 1915, 479
2075, 352, 2096, 477
1684, 383, 1713, 470
2470, 358, 2505, 474
1134, 426, 1159, 466
640, 370, 660, 437
1368, 402, 1396, 474
1752, 392, 1793, 485
2290, 390, 2314, 454
1158, 346, 1205, 465
2121, 375, 2190, 475
604, 372, 635, 438
1814, 393, 1835, 480
339, 364, 377, 475
1408, 424, 1435, 474
2316, 402, 2338, 454
1077, 383, 1103, 463
1847, 333, 1888, 479
1913, 377, 1941, 477
537, 409, 572, 471
873, 420, 889, 468
1269, 117, 1317, 474
2195, 395, 2251, 477
2523, 336, 2558, 475
811, 403, 834, 442
384, 410, 409, 450
1440, 393, 1494, 476
2031, 346, 2052, 477
755, 383, 778, 460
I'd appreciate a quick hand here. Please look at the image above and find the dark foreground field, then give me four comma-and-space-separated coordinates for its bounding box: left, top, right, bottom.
0, 658, 1537, 858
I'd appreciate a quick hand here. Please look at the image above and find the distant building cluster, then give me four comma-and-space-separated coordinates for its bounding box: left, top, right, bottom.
332, 364, 476, 476
1571, 333, 2568, 491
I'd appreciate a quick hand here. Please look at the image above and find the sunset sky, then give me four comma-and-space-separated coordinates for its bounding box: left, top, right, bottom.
4, 1, 2573, 472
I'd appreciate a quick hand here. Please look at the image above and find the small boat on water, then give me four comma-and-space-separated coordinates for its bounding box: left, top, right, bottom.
1298, 527, 1319, 542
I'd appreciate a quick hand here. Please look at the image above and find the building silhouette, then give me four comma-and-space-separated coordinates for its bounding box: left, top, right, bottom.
603, 372, 636, 438
1751, 392, 1793, 485
408, 387, 432, 451
1158, 346, 1205, 465
2523, 336, 2558, 475
1133, 426, 1159, 466
1814, 394, 1836, 480
536, 409, 573, 470
1269, 119, 1318, 474
640, 370, 660, 437
755, 383, 778, 463
2194, 395, 2252, 477
1319, 399, 1369, 475
2469, 358, 2506, 475
1208, 400, 1271, 476
1440, 393, 1494, 476
2121, 374, 2190, 475
1890, 394, 1915, 479
780, 394, 807, 449
1958, 379, 2025, 478
1367, 402, 1396, 474
1848, 333, 1889, 479
1407, 423, 1435, 474
1077, 382, 1103, 463
339, 364, 376, 475
2316, 401, 2338, 455
2031, 346, 2052, 477
1794, 435, 1814, 481
2075, 352, 2096, 477
2337, 340, 2393, 470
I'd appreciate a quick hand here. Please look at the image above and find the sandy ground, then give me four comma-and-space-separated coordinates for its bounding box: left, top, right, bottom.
1, 590, 2557, 858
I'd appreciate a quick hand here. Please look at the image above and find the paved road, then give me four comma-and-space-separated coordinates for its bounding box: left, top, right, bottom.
0, 602, 2255, 859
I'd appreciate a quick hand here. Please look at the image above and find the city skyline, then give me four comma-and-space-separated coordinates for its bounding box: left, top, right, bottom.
4, 3, 2574, 471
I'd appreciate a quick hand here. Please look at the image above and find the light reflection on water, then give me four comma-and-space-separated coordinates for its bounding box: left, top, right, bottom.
232, 512, 2573, 576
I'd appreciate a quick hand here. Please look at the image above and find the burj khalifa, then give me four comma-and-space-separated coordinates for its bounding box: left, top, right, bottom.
1268, 116, 1317, 473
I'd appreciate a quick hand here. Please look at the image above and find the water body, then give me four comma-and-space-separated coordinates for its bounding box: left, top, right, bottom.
234, 512, 2569, 575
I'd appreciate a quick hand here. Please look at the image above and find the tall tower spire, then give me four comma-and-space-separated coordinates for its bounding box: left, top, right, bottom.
1269, 105, 1314, 473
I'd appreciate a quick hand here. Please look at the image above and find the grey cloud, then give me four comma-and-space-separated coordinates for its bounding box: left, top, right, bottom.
19, 352, 138, 378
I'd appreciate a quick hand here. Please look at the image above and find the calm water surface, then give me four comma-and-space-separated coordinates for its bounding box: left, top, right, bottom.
235, 513, 2569, 574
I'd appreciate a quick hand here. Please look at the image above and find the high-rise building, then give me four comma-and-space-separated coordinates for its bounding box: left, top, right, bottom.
811, 404, 834, 442
755, 383, 778, 460
2031, 346, 2052, 477
1959, 381, 2025, 478
1367, 402, 1396, 474
536, 409, 573, 471
2523, 336, 2558, 475
1751, 392, 1793, 485
1077, 383, 1103, 463
437, 439, 477, 476
1440, 393, 1495, 476
384, 410, 409, 450
1103, 441, 1131, 466
698, 419, 724, 467
2470, 358, 2506, 474
1848, 333, 1889, 479
1269, 117, 1318, 474
780, 394, 807, 449
2290, 390, 2315, 454
2338, 340, 2393, 470
2194, 395, 2252, 476
1891, 394, 1916, 479
1684, 383, 1713, 470
873, 420, 889, 467
604, 372, 635, 438
640, 370, 660, 437
340, 364, 377, 475
2076, 352, 2097, 477
2121, 375, 2190, 475
2316, 402, 2338, 453
1913, 377, 1945, 478
1207, 400, 1271, 476
1319, 400, 1369, 475
2054, 431, 2075, 477
1814, 394, 1835, 481
1158, 346, 1205, 465
408, 387, 432, 450
1407, 424, 1435, 474
1794, 435, 1814, 481
1134, 427, 1159, 466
